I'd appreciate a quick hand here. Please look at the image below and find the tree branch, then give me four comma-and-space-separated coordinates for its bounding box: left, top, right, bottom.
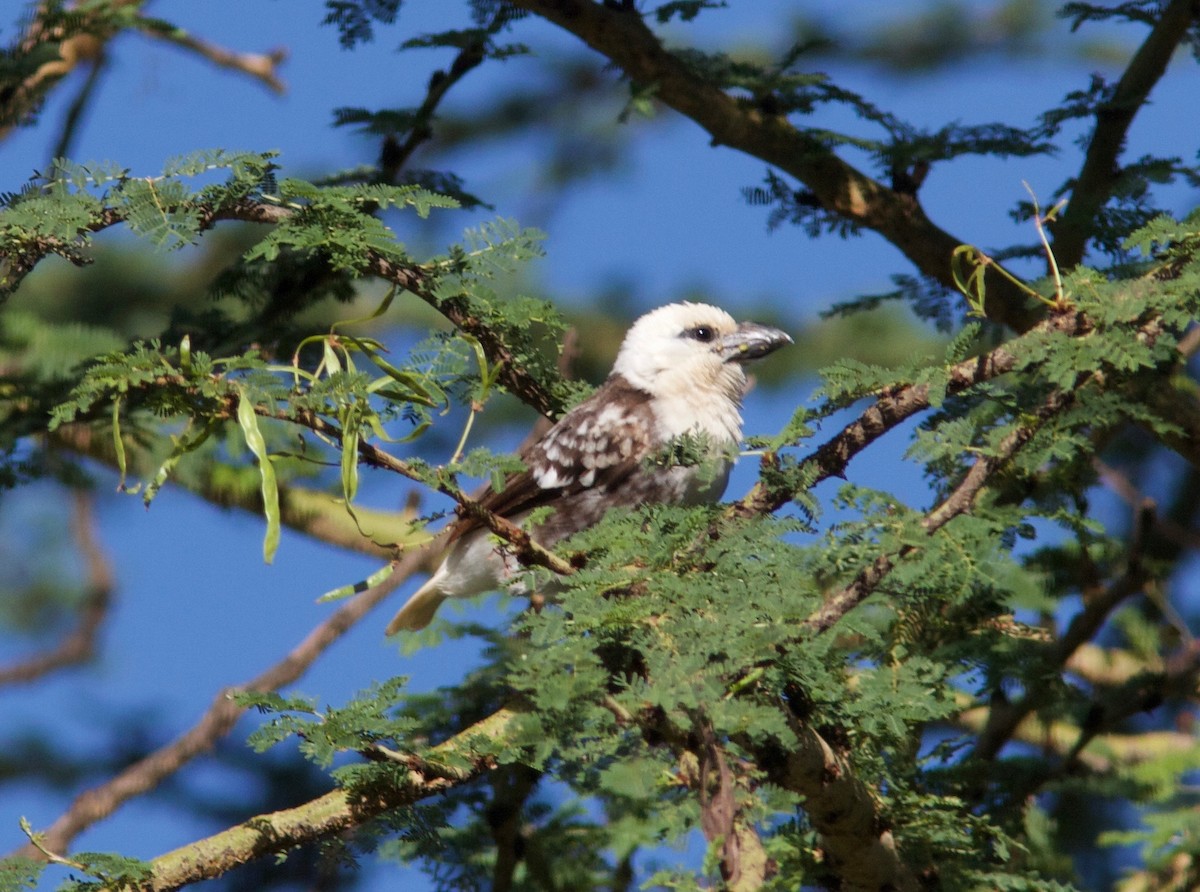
0, 2, 287, 144
487, 764, 541, 892
1, 196, 566, 418
509, 0, 1041, 331
83, 370, 576, 580
101, 706, 524, 892
377, 12, 505, 182
755, 707, 919, 891
0, 5, 107, 140
1052, 0, 1199, 266
684, 719, 770, 891
608, 682, 907, 888
953, 694, 1199, 774
506, 1, 1200, 476
1058, 640, 1200, 772
273, 404, 576, 579
210, 199, 569, 418
1096, 458, 1200, 553
136, 22, 287, 94
48, 49, 107, 162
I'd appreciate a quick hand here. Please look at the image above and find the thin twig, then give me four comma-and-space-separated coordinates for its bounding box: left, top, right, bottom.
277, 404, 575, 578
1023, 181, 1067, 305
50, 51, 107, 162
48, 421, 406, 558
998, 640, 1200, 801
378, 11, 506, 182
1, 2, 287, 146
1095, 458, 1200, 554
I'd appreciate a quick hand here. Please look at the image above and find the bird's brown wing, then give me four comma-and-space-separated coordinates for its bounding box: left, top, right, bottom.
447, 375, 656, 543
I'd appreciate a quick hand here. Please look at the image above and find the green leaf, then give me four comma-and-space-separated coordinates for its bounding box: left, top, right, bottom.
112, 397, 129, 492
236, 391, 281, 563
341, 421, 360, 506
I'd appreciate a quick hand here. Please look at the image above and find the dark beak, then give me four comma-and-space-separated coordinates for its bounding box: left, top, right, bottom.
720, 322, 793, 363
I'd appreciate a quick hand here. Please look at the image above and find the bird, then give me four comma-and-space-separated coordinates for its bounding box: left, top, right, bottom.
385, 302, 792, 633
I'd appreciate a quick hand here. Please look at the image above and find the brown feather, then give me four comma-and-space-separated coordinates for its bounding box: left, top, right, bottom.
447, 375, 655, 544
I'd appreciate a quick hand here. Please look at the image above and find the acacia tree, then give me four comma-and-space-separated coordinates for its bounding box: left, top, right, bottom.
2, 2, 1200, 890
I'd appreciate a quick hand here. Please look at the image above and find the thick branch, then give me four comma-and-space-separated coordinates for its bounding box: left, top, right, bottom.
755, 712, 918, 892
610, 691, 906, 888
487, 765, 541, 892
106, 706, 523, 892
604, 679, 895, 889
508, 2, 1200, 474
509, 0, 1040, 331
1053, 0, 1199, 266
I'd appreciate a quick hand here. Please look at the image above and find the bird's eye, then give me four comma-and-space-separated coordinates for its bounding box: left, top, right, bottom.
685, 326, 716, 343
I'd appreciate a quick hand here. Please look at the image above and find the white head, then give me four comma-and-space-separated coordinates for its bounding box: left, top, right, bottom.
612, 302, 791, 402
614, 301, 792, 444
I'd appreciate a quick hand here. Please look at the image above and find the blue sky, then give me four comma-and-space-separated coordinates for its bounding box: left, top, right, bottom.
3, 2, 1198, 889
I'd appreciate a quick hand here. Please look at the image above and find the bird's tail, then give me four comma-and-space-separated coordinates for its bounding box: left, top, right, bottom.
385, 576, 447, 634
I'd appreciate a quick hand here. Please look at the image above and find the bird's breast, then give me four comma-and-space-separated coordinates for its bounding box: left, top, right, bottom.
649, 388, 743, 446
